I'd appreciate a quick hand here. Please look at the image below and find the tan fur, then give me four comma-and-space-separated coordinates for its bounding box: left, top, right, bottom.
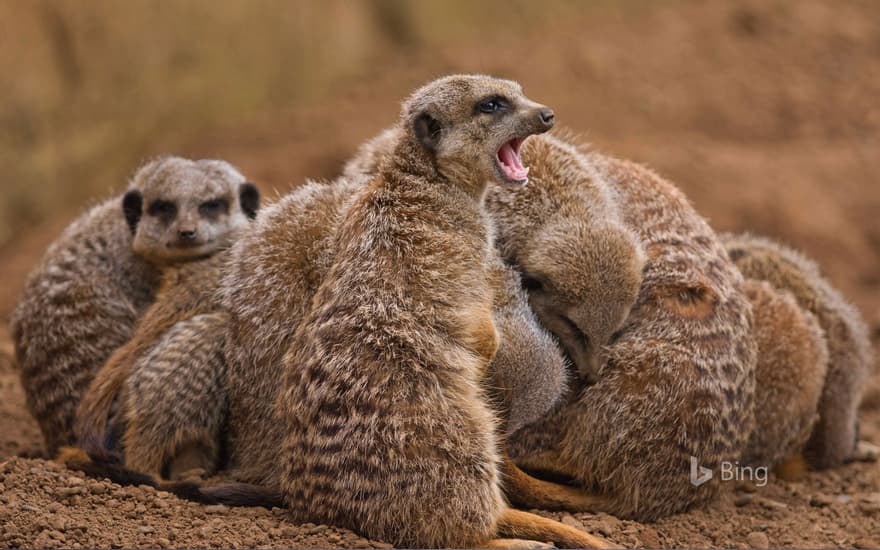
345, 130, 645, 384
740, 279, 828, 469
273, 74, 606, 548
10, 157, 257, 454
347, 128, 754, 520
722, 232, 874, 468
487, 138, 758, 521
69, 159, 258, 466
116, 256, 231, 479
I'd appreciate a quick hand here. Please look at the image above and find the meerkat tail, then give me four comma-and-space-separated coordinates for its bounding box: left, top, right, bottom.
482, 538, 554, 549
501, 456, 608, 512
55, 446, 282, 507
74, 372, 124, 460
494, 509, 617, 549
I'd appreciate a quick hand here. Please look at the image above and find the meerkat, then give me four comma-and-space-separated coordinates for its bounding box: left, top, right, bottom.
472, 140, 758, 521
10, 157, 258, 455
71, 162, 260, 474
223, 176, 572, 491
721, 232, 874, 469
738, 279, 828, 473
272, 74, 614, 549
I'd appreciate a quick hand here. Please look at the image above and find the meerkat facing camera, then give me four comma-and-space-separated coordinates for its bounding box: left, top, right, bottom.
70, 158, 259, 467
11, 157, 257, 455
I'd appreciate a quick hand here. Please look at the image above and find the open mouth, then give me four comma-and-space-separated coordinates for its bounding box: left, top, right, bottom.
495, 137, 529, 185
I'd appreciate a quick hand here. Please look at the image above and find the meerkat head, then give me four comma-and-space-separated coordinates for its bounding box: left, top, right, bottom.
401, 74, 555, 192
122, 157, 260, 264
517, 220, 645, 383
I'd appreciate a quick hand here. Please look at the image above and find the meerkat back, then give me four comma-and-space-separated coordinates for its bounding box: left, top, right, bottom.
11, 198, 161, 454
221, 177, 364, 485
739, 279, 828, 472
722, 232, 873, 468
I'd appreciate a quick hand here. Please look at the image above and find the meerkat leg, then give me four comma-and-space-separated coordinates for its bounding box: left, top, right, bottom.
501, 456, 609, 512
494, 508, 616, 549
164, 441, 214, 480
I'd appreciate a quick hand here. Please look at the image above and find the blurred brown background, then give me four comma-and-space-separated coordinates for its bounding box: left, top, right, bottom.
1, 0, 878, 336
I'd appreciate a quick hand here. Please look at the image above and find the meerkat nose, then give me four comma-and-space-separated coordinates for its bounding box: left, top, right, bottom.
179, 229, 197, 241
538, 108, 555, 129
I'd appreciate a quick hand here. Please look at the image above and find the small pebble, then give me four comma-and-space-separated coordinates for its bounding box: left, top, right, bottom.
746, 531, 769, 549
758, 497, 788, 510
204, 504, 229, 514
735, 494, 753, 507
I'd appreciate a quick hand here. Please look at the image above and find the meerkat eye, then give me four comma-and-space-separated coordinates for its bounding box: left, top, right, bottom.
147, 200, 176, 219
199, 198, 229, 218
476, 96, 509, 114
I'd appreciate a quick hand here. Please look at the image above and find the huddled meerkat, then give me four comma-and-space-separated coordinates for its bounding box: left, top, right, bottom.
483, 140, 759, 521
738, 279, 828, 472
722, 232, 874, 469
71, 159, 259, 474
10, 157, 257, 455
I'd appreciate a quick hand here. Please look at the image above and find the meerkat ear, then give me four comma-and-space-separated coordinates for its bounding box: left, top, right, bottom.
121, 190, 143, 235
413, 112, 442, 151
238, 182, 260, 220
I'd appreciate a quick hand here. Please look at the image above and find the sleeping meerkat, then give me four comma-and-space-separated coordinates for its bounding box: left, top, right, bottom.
722, 232, 874, 469
70, 158, 259, 466
10, 157, 257, 455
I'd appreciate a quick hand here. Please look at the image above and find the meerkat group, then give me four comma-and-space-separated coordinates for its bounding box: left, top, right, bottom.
11, 73, 874, 546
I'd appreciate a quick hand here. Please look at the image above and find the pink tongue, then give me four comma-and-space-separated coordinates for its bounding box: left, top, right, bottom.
498, 142, 529, 181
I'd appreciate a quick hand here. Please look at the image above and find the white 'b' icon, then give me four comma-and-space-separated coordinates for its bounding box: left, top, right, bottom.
689, 456, 713, 486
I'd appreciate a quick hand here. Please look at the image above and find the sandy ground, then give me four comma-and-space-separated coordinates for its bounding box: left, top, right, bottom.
1, 1, 879, 548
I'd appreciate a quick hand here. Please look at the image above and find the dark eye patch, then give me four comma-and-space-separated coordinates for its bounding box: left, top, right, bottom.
147, 200, 176, 219
199, 198, 229, 217
475, 95, 510, 115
